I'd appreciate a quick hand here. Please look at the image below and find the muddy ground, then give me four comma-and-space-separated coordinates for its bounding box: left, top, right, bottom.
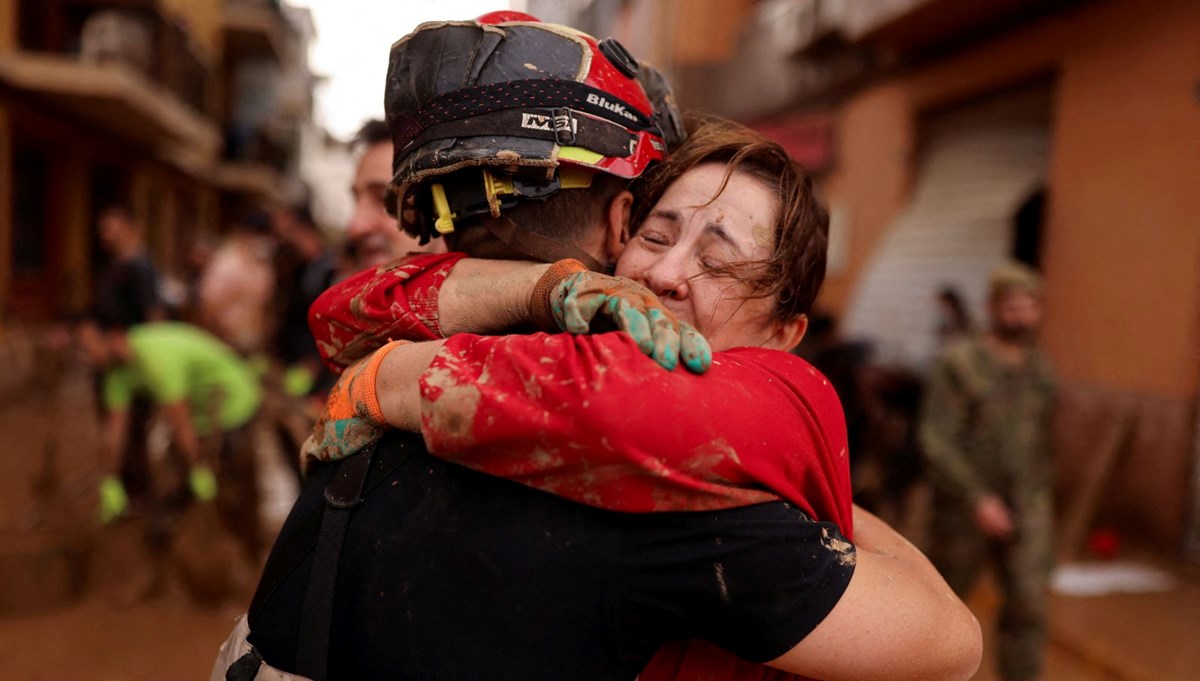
0, 362, 297, 681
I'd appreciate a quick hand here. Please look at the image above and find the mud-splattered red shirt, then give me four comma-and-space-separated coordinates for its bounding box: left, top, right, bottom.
310, 253, 852, 530
309, 253, 853, 681
309, 252, 469, 369
420, 332, 852, 527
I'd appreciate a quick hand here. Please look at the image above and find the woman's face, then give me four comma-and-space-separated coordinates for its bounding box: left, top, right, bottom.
615, 163, 787, 351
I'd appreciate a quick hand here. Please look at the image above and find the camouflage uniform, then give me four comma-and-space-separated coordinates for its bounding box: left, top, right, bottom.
920, 335, 1056, 681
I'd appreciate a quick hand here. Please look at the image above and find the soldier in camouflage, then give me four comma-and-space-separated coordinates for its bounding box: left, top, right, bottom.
919, 262, 1056, 681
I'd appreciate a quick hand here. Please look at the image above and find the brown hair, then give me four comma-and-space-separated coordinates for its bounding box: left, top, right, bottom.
630, 114, 829, 321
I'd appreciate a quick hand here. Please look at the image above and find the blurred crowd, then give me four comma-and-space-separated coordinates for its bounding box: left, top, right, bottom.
40, 120, 445, 604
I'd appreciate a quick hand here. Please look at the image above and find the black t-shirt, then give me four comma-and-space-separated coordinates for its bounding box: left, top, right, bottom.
93, 254, 161, 327
248, 431, 855, 681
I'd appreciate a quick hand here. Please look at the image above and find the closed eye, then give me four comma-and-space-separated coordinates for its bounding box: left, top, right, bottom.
638, 231, 670, 247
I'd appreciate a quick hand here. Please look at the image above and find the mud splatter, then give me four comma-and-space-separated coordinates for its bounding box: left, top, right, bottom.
751, 224, 774, 249
522, 372, 543, 401
689, 437, 742, 467
714, 563, 731, 603
821, 527, 857, 566
531, 447, 564, 469
422, 365, 481, 447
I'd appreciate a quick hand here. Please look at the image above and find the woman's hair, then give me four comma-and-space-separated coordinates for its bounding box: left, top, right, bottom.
630, 114, 829, 322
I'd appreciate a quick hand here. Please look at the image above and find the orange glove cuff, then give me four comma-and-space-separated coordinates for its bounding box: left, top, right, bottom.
530, 259, 588, 331
350, 339, 410, 423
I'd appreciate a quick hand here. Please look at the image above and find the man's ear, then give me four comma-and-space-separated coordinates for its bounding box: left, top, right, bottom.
764, 314, 809, 352
604, 190, 634, 263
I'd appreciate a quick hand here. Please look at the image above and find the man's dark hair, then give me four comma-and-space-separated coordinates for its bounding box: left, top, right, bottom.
435, 172, 628, 261
355, 119, 391, 148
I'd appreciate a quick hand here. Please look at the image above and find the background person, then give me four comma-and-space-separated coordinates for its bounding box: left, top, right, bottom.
85, 204, 165, 512
345, 119, 445, 272
920, 262, 1056, 681
83, 321, 265, 560
197, 210, 277, 356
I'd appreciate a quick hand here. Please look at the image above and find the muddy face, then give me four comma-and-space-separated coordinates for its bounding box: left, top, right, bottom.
615, 163, 782, 352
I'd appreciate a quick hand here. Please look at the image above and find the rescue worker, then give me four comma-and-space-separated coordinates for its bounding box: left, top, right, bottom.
920, 262, 1056, 681
217, 13, 979, 681
85, 321, 264, 558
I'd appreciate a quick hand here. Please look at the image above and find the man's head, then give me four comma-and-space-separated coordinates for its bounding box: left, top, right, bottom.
347, 120, 438, 269
381, 13, 677, 269
988, 262, 1044, 345
98, 205, 142, 259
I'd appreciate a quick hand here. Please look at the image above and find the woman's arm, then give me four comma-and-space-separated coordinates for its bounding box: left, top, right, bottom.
765, 506, 982, 681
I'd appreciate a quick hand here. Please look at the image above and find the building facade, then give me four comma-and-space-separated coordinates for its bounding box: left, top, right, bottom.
0, 0, 317, 321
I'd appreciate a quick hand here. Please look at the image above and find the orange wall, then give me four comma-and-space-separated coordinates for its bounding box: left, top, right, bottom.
820, 86, 914, 312
1041, 0, 1200, 399
822, 0, 1200, 398
671, 0, 756, 65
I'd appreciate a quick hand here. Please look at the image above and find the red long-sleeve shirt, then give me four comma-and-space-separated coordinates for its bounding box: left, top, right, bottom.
309, 253, 853, 681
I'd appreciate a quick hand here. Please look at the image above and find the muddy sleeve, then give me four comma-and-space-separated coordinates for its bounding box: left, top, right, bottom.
308, 252, 469, 371
918, 355, 989, 504
417, 332, 852, 529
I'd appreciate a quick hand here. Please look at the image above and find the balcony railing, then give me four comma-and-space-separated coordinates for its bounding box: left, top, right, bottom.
16, 0, 214, 118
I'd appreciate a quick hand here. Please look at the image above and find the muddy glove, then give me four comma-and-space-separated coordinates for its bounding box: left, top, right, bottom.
302, 340, 409, 468
530, 259, 712, 373
188, 464, 218, 502
98, 474, 130, 525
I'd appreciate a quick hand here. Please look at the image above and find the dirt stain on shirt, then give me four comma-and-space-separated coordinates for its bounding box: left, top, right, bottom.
714, 562, 732, 604
422, 365, 481, 448
821, 527, 857, 567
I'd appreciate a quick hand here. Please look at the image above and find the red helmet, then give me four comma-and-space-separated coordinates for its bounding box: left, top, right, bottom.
383, 12, 684, 243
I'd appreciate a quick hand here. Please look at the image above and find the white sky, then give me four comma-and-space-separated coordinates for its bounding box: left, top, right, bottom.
290, 0, 518, 140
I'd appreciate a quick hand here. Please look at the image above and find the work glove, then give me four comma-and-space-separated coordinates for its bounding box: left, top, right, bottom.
283, 364, 315, 397
98, 474, 130, 525
188, 464, 218, 502
301, 340, 409, 467
530, 259, 712, 374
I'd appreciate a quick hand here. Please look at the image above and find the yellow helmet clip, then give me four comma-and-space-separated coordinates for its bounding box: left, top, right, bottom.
431, 183, 456, 234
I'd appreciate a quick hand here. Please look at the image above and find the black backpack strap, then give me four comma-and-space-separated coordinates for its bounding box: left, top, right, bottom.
293, 440, 377, 681
241, 432, 418, 681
